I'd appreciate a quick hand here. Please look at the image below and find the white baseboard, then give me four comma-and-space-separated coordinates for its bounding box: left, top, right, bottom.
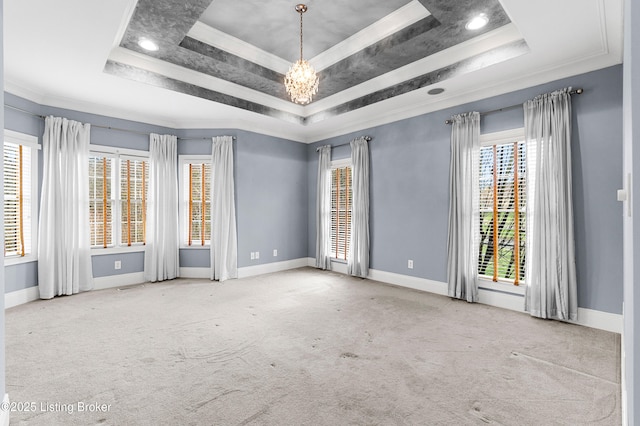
0, 394, 9, 426
368, 268, 448, 296
238, 258, 309, 279
5, 272, 148, 309
306, 258, 623, 334
572, 307, 623, 334
180, 258, 310, 280
93, 272, 146, 290
179, 267, 210, 279
5, 286, 39, 309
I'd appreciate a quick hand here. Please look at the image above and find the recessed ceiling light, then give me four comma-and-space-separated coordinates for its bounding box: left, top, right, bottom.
138, 38, 159, 52
428, 88, 445, 95
465, 14, 489, 30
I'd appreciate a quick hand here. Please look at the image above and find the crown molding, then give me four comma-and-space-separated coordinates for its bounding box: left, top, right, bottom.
302, 54, 621, 143
5, 80, 308, 143
4, 80, 46, 106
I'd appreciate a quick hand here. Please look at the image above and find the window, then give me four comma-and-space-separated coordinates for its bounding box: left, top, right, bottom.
120, 158, 147, 245
179, 156, 211, 246
4, 130, 39, 262
89, 149, 148, 249
89, 155, 115, 247
330, 160, 352, 260
477, 129, 527, 285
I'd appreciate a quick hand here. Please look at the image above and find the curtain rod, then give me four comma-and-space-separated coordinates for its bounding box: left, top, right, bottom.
315, 136, 372, 152
444, 88, 584, 125
179, 136, 236, 141
4, 104, 235, 140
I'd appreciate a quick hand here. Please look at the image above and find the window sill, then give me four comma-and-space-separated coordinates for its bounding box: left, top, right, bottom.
180, 245, 210, 250
4, 255, 37, 266
478, 278, 526, 296
330, 258, 347, 264
91, 246, 146, 256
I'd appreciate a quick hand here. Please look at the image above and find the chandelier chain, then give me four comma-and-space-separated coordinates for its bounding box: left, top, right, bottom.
299, 10, 303, 61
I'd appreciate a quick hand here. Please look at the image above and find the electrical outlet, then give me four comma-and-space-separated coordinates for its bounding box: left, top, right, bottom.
250, 252, 255, 260
273, 249, 278, 257
407, 260, 413, 269
114, 260, 121, 270
255, 251, 260, 259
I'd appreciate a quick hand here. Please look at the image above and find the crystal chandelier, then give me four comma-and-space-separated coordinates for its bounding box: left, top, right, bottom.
284, 4, 319, 104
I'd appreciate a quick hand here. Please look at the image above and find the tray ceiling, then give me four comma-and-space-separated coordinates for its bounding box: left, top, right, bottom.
4, 0, 623, 142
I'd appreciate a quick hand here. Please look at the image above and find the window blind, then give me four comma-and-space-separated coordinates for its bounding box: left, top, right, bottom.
4, 142, 32, 257
331, 166, 352, 260
120, 158, 148, 245
478, 141, 527, 284
183, 162, 211, 246
89, 155, 114, 248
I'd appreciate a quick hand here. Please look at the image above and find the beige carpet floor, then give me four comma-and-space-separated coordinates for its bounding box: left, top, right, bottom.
5, 267, 620, 425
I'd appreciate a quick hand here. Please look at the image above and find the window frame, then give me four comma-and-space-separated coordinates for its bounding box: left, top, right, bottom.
477, 128, 527, 295
89, 144, 148, 254
329, 157, 352, 262
178, 155, 212, 249
4, 130, 40, 266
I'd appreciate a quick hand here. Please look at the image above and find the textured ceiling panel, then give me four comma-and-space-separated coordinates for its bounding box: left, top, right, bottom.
110, 0, 520, 123
199, 0, 413, 62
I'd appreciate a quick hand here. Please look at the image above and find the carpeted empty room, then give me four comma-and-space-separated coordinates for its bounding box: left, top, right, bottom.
5, 268, 620, 425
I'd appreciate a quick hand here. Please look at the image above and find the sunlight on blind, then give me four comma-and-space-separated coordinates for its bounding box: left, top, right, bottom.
120, 158, 148, 245
89, 156, 114, 248
4, 142, 32, 257
183, 162, 211, 246
331, 166, 352, 260
478, 141, 527, 284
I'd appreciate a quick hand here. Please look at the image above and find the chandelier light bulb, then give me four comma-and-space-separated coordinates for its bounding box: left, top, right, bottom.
285, 59, 319, 105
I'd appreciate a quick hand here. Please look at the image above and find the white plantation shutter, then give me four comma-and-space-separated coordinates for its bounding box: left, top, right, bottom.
4, 142, 32, 257
120, 157, 149, 245
477, 138, 528, 284
182, 161, 211, 246
331, 165, 352, 260
89, 155, 115, 247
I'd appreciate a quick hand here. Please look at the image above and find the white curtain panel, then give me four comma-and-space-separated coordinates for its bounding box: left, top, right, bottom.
348, 137, 370, 278
38, 116, 93, 299
144, 133, 180, 282
447, 111, 480, 302
315, 145, 332, 269
524, 88, 578, 321
210, 136, 238, 281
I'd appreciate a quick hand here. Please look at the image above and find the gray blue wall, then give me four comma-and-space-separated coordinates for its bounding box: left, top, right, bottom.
308, 65, 623, 316
176, 128, 308, 268
4, 93, 174, 287
3, 96, 308, 291
4, 66, 624, 320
